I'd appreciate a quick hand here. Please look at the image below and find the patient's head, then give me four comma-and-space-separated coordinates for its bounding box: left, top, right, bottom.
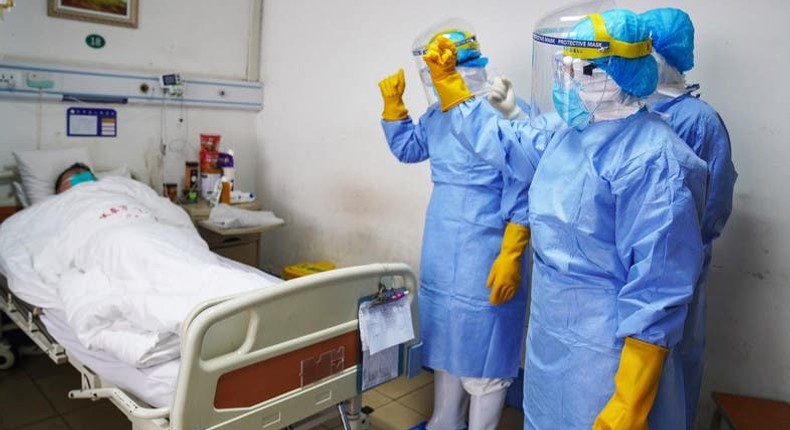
55, 163, 96, 194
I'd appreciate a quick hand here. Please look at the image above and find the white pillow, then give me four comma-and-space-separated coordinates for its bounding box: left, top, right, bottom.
12, 181, 30, 208
13, 148, 94, 205
95, 165, 132, 180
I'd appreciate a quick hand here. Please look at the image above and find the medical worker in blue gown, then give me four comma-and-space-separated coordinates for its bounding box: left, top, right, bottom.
641, 8, 738, 429
377, 19, 531, 430
434, 5, 709, 429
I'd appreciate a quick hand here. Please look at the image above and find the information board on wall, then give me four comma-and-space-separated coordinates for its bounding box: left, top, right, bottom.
67, 107, 117, 137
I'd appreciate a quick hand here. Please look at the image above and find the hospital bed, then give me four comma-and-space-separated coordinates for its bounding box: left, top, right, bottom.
1, 262, 420, 430
0, 149, 421, 428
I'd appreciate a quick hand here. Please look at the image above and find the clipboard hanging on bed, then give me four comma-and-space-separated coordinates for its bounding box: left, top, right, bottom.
356, 281, 415, 392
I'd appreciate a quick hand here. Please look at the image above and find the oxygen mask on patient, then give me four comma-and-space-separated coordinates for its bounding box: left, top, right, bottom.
69, 171, 97, 188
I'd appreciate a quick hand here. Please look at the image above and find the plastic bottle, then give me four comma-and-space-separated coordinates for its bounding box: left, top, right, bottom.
220, 149, 236, 190
184, 161, 199, 201
220, 177, 231, 204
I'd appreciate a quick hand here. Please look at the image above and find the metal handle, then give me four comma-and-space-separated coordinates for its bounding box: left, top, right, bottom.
68, 388, 170, 419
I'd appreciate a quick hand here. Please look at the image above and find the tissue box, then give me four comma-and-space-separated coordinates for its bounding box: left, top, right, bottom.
283, 261, 336, 280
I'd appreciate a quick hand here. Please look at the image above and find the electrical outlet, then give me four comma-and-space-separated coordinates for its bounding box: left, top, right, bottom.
0, 71, 21, 89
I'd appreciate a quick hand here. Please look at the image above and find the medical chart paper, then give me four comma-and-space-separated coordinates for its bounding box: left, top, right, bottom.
358, 295, 415, 355
68, 114, 97, 135
360, 345, 400, 391
361, 345, 400, 391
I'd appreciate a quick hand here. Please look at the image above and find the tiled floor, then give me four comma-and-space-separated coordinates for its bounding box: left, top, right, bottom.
355, 372, 524, 430
0, 351, 523, 430
0, 352, 128, 430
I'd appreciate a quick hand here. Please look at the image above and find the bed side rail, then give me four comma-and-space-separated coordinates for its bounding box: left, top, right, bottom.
170, 263, 418, 430
0, 281, 67, 364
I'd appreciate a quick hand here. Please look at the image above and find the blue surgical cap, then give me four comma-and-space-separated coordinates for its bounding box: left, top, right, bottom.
572, 9, 658, 97
437, 29, 489, 68
641, 8, 695, 73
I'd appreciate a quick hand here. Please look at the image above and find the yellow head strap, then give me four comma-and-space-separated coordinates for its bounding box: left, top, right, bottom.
564, 13, 652, 60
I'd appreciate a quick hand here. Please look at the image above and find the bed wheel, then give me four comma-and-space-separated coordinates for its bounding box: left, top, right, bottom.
0, 342, 15, 370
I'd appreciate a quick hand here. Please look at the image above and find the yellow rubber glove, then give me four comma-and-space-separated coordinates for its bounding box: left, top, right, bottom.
593, 337, 669, 430
487, 223, 530, 305
378, 68, 409, 121
422, 36, 473, 112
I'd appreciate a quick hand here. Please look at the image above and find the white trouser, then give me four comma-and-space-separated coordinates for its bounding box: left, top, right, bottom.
427, 370, 512, 430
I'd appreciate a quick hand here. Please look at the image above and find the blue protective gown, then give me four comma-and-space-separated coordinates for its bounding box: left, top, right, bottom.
380, 101, 530, 379
651, 93, 737, 429
450, 99, 707, 429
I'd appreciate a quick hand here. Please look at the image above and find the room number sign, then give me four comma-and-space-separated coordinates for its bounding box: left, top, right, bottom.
85, 34, 106, 49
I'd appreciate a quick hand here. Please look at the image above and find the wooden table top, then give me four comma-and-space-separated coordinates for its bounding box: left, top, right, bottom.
712, 392, 790, 430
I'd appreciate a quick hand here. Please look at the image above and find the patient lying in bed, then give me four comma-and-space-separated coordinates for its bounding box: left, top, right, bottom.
0, 170, 279, 368
54, 162, 97, 194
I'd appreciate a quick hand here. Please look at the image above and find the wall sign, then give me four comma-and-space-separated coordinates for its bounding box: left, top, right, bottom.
67, 107, 117, 137
85, 34, 106, 49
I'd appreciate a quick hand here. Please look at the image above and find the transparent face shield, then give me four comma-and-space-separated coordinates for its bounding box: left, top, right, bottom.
530, 0, 616, 130
414, 63, 489, 106
553, 54, 616, 129
412, 18, 490, 106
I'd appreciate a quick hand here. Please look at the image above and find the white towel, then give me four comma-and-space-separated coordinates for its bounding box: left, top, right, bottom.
207, 204, 284, 229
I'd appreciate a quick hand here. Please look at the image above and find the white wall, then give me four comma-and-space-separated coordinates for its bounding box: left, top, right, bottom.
0, 0, 260, 201
257, 0, 790, 428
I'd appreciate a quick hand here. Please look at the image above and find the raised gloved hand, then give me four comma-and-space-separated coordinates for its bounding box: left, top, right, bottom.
378, 68, 409, 121
487, 223, 530, 305
488, 76, 525, 120
593, 337, 668, 430
422, 36, 473, 112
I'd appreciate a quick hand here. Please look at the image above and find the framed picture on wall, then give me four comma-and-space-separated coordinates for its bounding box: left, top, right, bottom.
47, 0, 138, 28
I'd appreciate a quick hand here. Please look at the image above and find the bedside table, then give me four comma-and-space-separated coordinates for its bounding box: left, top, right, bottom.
178, 198, 261, 222
178, 199, 281, 267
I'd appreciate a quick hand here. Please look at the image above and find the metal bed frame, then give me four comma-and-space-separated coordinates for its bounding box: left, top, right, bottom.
0, 263, 420, 430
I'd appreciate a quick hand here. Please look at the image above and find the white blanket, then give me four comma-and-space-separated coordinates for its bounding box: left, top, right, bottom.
0, 177, 279, 367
